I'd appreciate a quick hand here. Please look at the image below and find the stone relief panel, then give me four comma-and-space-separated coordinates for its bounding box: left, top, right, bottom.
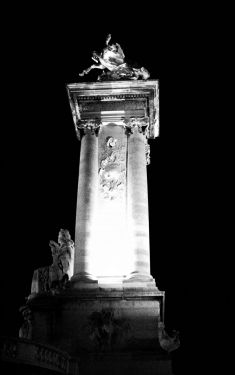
98, 125, 127, 201
19, 306, 33, 340
86, 309, 130, 352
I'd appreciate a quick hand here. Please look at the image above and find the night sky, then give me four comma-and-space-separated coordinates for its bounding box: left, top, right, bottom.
1, 8, 219, 374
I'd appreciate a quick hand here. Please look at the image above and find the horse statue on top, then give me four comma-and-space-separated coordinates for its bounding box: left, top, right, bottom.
79, 34, 150, 81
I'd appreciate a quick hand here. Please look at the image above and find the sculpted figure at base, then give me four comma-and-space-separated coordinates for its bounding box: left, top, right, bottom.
79, 34, 150, 81
19, 306, 32, 339
158, 321, 180, 353
30, 229, 74, 295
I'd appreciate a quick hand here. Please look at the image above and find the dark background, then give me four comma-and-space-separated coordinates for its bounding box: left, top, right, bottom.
1, 6, 225, 374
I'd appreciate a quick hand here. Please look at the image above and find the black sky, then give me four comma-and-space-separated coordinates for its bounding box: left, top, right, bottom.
1, 8, 220, 374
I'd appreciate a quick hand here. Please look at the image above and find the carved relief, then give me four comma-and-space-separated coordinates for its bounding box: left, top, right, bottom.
35, 346, 68, 371
2, 341, 17, 359
31, 229, 74, 295
87, 309, 130, 352
99, 136, 126, 200
19, 306, 32, 340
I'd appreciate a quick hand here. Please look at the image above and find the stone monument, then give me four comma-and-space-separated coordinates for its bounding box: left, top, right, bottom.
1, 35, 179, 375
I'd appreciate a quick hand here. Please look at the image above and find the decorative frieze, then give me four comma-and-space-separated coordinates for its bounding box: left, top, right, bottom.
0, 336, 78, 373
35, 346, 68, 371
78, 94, 148, 101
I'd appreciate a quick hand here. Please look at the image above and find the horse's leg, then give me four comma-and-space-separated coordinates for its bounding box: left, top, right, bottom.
79, 64, 104, 76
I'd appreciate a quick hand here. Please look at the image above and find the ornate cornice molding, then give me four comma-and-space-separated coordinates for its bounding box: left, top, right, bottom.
78, 94, 149, 101
67, 80, 159, 139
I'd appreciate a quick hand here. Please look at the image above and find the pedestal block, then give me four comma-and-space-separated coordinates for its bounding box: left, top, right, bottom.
28, 287, 164, 355
27, 284, 172, 375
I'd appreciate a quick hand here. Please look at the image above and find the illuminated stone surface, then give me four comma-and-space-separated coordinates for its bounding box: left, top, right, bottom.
2, 79, 175, 374
67, 80, 159, 287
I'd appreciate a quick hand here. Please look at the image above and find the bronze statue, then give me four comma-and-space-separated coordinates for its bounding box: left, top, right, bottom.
79, 34, 150, 81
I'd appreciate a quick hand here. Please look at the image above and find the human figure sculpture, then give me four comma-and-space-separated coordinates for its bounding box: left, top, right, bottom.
30, 229, 74, 295
158, 321, 180, 353
19, 306, 32, 339
79, 34, 150, 81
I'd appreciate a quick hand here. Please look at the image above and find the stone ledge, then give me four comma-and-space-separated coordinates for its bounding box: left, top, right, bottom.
27, 286, 165, 305
0, 336, 78, 375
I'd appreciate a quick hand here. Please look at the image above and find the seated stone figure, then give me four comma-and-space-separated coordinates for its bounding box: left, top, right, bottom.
158, 321, 180, 353
79, 34, 150, 81
19, 306, 32, 339
31, 229, 74, 295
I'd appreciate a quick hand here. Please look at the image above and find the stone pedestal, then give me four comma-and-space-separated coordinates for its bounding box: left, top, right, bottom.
26, 284, 172, 375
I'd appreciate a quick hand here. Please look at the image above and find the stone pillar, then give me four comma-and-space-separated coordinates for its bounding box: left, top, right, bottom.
72, 125, 99, 282
67, 80, 159, 287
126, 121, 152, 281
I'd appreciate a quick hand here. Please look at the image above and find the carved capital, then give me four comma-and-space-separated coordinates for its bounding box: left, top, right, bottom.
75, 119, 101, 140
123, 116, 149, 136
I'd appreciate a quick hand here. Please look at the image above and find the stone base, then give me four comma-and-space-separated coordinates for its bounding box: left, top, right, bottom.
0, 337, 173, 375
27, 284, 164, 353
25, 284, 171, 374
78, 352, 173, 375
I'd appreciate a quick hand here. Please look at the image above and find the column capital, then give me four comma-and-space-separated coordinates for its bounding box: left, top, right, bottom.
75, 119, 101, 140
124, 117, 151, 165
123, 116, 149, 136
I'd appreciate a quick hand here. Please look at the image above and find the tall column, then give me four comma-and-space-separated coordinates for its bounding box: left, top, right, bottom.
67, 80, 159, 287
126, 119, 152, 281
72, 123, 99, 282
